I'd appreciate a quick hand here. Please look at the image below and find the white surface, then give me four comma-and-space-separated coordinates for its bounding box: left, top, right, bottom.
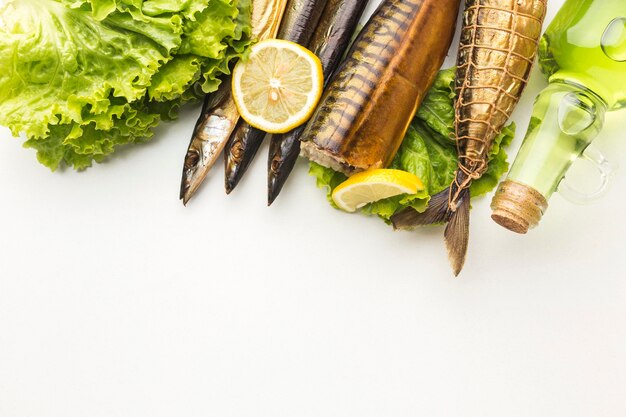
1, 1, 625, 416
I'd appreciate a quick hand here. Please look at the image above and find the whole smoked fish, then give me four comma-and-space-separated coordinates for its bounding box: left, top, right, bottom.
392, 0, 548, 275
300, 0, 461, 175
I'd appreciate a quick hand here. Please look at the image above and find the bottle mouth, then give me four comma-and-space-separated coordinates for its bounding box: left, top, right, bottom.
491, 180, 548, 234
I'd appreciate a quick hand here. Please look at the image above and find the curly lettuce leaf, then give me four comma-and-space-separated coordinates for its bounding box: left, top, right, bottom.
0, 1, 171, 138
415, 67, 456, 140
0, 0, 251, 170
148, 55, 203, 101
310, 68, 516, 222
469, 123, 515, 197
390, 124, 456, 196
196, 0, 251, 93
309, 162, 347, 209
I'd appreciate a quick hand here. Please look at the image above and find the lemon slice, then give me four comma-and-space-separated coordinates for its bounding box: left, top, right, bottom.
332, 169, 425, 213
232, 39, 323, 134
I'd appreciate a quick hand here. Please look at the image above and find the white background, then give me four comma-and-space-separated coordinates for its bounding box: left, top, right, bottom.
1, 1, 625, 416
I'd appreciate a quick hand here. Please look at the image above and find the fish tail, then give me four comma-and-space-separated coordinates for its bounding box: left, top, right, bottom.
391, 187, 452, 229
391, 170, 472, 276
444, 187, 470, 277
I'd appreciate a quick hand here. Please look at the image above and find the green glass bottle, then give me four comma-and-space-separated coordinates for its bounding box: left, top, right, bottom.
491, 0, 626, 234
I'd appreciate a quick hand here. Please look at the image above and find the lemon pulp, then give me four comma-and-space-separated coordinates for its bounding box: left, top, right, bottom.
232, 39, 323, 134
332, 169, 425, 213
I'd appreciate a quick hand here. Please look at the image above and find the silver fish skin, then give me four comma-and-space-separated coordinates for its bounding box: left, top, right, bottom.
180, 83, 239, 204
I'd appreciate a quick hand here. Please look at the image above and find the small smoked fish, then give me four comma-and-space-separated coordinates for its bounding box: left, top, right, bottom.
391, 0, 548, 275
180, 0, 287, 204
223, 0, 328, 194
300, 0, 461, 176
267, 0, 370, 205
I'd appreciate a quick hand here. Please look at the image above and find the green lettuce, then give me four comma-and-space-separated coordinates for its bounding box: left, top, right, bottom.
310, 68, 516, 222
0, 0, 251, 170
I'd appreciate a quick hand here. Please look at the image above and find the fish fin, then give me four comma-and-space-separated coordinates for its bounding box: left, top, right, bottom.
391, 187, 451, 229
444, 187, 470, 277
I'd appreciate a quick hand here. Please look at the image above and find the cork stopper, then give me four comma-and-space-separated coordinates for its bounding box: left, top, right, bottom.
490, 180, 549, 234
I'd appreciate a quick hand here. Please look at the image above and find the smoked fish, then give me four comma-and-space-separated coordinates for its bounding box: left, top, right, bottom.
392, 0, 548, 275
300, 0, 461, 175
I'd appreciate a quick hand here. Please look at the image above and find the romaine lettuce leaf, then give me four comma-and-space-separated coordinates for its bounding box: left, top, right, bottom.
310, 68, 516, 222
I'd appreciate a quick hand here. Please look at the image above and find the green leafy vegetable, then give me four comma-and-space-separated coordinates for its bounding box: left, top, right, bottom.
0, 0, 251, 170
309, 161, 347, 208
310, 67, 516, 222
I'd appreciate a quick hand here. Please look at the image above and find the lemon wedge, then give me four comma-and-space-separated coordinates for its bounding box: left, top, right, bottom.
232, 39, 324, 134
332, 169, 425, 213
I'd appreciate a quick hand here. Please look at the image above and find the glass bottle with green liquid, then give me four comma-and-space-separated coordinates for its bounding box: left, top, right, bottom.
491, 0, 626, 234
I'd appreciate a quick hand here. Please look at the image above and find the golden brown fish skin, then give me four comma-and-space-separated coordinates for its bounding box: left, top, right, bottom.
180, 0, 288, 205
453, 0, 548, 197
252, 0, 288, 39
300, 0, 461, 176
